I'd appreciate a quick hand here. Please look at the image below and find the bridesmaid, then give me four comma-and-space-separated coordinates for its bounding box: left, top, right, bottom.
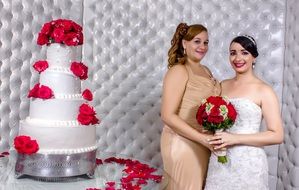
160, 23, 221, 190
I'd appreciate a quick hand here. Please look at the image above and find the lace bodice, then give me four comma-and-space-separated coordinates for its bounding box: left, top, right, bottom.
204, 98, 269, 190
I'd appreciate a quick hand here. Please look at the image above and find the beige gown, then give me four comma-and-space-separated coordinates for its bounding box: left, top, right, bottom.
161, 64, 221, 190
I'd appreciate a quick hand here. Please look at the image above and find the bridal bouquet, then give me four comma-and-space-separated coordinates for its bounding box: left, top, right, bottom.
196, 96, 237, 163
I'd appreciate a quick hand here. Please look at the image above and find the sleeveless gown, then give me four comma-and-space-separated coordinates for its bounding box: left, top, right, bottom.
204, 98, 269, 190
161, 65, 221, 190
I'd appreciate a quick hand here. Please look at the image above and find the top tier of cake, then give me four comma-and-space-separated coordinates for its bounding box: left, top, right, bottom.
47, 43, 76, 67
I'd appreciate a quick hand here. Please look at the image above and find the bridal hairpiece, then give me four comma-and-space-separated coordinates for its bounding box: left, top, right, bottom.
241, 35, 256, 46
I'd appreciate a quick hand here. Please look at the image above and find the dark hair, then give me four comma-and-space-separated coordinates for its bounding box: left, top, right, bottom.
167, 23, 208, 68
230, 35, 259, 58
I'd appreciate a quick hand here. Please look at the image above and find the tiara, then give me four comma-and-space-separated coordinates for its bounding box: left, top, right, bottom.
241, 35, 256, 46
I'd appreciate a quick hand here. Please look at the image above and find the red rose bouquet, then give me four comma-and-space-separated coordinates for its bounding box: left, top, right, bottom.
196, 96, 237, 163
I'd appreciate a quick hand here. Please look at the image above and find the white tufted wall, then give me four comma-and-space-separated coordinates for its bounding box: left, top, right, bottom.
277, 0, 299, 189
82, 1, 285, 189
0, 0, 296, 189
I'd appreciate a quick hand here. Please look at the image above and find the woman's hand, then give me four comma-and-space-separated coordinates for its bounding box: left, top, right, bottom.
201, 134, 216, 152
208, 132, 239, 150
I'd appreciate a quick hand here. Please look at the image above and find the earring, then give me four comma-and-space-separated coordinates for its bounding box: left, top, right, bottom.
184, 48, 186, 55
252, 63, 256, 69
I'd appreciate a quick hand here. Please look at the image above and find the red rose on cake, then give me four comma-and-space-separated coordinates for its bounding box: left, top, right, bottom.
28, 83, 54, 99
33, 60, 49, 73
39, 85, 54, 99
37, 19, 83, 46
70, 62, 88, 80
27, 83, 40, 98
82, 89, 93, 101
77, 103, 100, 125
64, 32, 83, 46
14, 135, 39, 155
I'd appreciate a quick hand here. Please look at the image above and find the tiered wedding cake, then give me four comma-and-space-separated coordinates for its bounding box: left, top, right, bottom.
14, 19, 99, 178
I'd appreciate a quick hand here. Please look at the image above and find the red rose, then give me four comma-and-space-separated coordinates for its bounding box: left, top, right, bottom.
207, 114, 224, 124
72, 21, 83, 32
28, 83, 53, 99
196, 104, 206, 125
37, 19, 83, 46
77, 32, 83, 45
77, 113, 95, 125
82, 89, 93, 101
227, 103, 237, 121
51, 27, 65, 43
27, 83, 40, 98
207, 106, 223, 124
14, 135, 39, 155
64, 32, 80, 46
23, 140, 39, 155
33, 60, 48, 73
70, 62, 88, 80
80, 114, 95, 125
40, 22, 53, 35
37, 33, 49, 45
14, 135, 30, 150
79, 103, 96, 115
210, 105, 220, 116
61, 20, 73, 32
54, 19, 63, 28
206, 96, 227, 106
77, 103, 100, 125
91, 116, 100, 124
38, 85, 54, 99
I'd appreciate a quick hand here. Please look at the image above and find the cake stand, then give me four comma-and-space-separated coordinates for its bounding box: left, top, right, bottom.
14, 150, 97, 180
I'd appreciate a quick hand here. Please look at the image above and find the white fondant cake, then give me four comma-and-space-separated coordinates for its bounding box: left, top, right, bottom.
18, 42, 98, 154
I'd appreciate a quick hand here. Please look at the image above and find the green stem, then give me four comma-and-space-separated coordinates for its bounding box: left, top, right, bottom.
218, 156, 228, 164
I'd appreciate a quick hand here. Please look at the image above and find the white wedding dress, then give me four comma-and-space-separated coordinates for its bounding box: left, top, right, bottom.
204, 98, 269, 190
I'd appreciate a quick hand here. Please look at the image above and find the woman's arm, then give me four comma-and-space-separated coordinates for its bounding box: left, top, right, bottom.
161, 65, 212, 149
211, 85, 283, 149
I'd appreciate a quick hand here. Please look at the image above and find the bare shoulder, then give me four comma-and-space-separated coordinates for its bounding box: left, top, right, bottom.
256, 80, 276, 95
256, 80, 279, 102
164, 64, 188, 81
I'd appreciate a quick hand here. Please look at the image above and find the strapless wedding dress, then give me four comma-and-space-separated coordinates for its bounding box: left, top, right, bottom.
204, 98, 269, 190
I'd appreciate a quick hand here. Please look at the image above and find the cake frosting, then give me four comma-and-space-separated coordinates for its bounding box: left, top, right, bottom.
20, 119, 97, 154
16, 19, 99, 155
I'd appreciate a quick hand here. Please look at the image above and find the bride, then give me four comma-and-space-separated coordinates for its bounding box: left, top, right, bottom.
204, 35, 283, 190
